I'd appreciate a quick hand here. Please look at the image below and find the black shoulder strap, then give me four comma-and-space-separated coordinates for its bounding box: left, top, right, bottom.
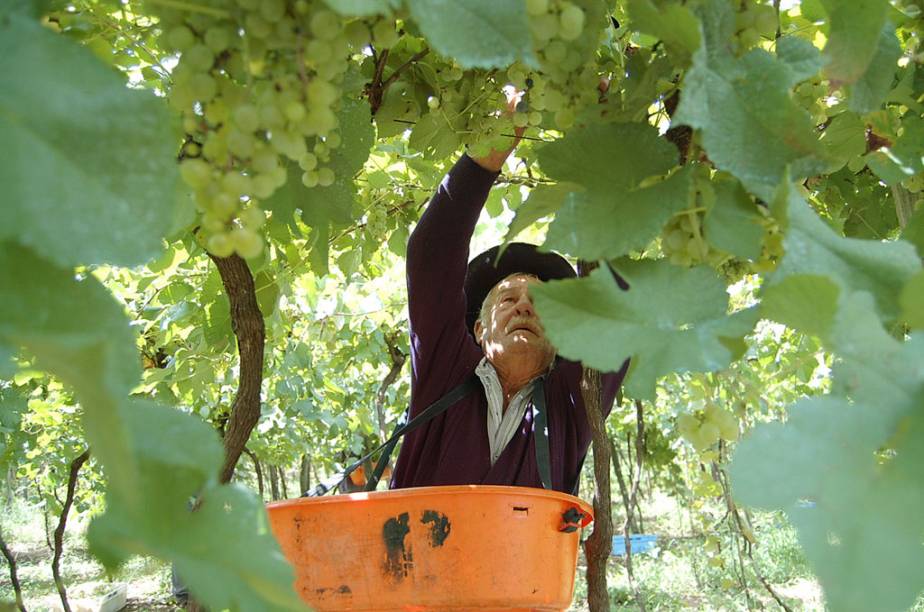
531, 377, 553, 490
304, 373, 480, 497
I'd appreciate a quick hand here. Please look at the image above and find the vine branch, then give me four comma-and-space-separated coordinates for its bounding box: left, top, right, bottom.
52, 448, 90, 612
207, 253, 266, 484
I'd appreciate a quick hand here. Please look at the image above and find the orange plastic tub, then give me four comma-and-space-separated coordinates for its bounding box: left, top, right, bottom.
267, 485, 593, 611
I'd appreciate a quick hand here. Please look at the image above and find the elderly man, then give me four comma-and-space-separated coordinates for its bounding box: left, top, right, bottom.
389, 132, 627, 495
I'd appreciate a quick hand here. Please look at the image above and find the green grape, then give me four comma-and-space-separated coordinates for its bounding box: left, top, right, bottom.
227, 128, 255, 158
311, 10, 342, 40
344, 20, 369, 48
184, 44, 215, 72
905, 173, 924, 193
245, 13, 272, 39
307, 79, 339, 106
180, 158, 213, 189
221, 171, 250, 198
544, 40, 567, 64
677, 413, 699, 439
166, 25, 196, 51
299, 151, 318, 171
326, 132, 342, 148
231, 227, 264, 258
530, 13, 559, 43
528, 110, 543, 126
753, 5, 778, 38
303, 107, 337, 136
317, 167, 335, 186
259, 102, 284, 128
232, 104, 260, 133
306, 39, 333, 65
252, 147, 279, 174
737, 27, 760, 49
204, 26, 232, 53
211, 192, 238, 219
201, 212, 226, 233
188, 73, 217, 102
302, 170, 320, 187
207, 232, 235, 258
554, 107, 574, 129
260, 0, 286, 23
558, 3, 585, 41
512, 111, 529, 128
372, 20, 399, 48
202, 131, 229, 161
241, 206, 266, 230
526, 0, 549, 16
285, 100, 306, 122
205, 99, 229, 124
252, 174, 276, 199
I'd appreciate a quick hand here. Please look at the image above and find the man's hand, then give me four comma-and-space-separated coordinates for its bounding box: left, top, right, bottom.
470, 90, 526, 173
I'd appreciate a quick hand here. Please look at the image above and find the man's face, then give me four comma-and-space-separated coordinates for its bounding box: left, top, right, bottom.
474, 274, 555, 377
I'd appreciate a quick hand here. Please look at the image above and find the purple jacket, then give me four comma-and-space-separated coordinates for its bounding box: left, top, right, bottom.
390, 155, 626, 494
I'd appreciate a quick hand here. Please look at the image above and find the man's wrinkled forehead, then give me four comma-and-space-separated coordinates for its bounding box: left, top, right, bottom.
485, 273, 540, 305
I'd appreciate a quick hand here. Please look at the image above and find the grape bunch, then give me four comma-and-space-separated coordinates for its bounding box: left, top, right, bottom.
794, 78, 829, 126
153, 0, 394, 258
734, 1, 778, 50
661, 210, 715, 267
749, 223, 784, 274
676, 403, 739, 453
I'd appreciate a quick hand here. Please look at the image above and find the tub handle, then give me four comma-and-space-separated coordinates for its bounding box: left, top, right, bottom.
559, 507, 587, 533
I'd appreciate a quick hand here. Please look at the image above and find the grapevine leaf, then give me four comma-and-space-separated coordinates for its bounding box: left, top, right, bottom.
254, 270, 280, 318
406, 0, 536, 69
504, 183, 571, 243
900, 271, 924, 330
626, 0, 701, 58
819, 0, 890, 85
866, 114, 924, 185
702, 178, 764, 260
301, 95, 375, 229
846, 24, 902, 114
902, 205, 924, 256
0, 12, 179, 269
532, 262, 757, 400
776, 36, 825, 85
321, 0, 400, 16
675, 0, 828, 200
88, 400, 304, 611
0, 242, 138, 501
768, 180, 921, 323
729, 323, 924, 612
760, 275, 840, 340
538, 122, 690, 260
819, 112, 867, 171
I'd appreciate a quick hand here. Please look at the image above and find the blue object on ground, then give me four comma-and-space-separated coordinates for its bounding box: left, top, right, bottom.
611, 534, 659, 556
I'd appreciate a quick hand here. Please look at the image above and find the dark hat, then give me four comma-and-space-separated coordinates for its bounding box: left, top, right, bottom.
464, 242, 576, 334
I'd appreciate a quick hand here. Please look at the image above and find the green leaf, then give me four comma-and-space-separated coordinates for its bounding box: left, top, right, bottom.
254, 270, 279, 318
406, 0, 536, 69
819, 0, 890, 85
0, 242, 138, 501
702, 178, 764, 260
900, 271, 924, 330
0, 12, 179, 268
846, 24, 901, 114
538, 123, 691, 260
88, 400, 305, 611
768, 180, 921, 323
729, 334, 924, 612
901, 205, 924, 256
760, 275, 840, 340
819, 112, 867, 171
504, 183, 571, 243
532, 262, 757, 400
675, 0, 828, 201
626, 0, 701, 58
776, 36, 825, 85
321, 0, 399, 16
866, 114, 924, 185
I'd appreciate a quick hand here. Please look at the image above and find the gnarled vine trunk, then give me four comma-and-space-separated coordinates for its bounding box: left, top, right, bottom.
0, 524, 26, 612
52, 448, 90, 612
208, 253, 265, 484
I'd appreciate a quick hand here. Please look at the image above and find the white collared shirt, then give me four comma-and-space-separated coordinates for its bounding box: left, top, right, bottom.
475, 357, 537, 466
